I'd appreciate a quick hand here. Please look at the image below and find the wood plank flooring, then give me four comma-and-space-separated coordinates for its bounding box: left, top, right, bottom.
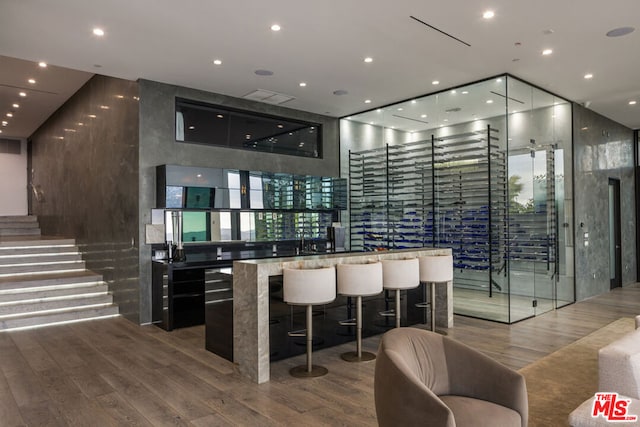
1, 283, 639, 426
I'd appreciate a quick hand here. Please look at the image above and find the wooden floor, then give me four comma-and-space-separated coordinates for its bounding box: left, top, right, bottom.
1, 284, 640, 426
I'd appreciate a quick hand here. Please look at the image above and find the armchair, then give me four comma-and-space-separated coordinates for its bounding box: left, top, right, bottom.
374, 327, 528, 427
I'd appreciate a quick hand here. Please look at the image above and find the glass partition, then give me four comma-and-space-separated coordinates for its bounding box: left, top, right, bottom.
341, 75, 573, 323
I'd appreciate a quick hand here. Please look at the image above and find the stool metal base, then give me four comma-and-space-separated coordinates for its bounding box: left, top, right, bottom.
290, 365, 328, 378
341, 350, 376, 362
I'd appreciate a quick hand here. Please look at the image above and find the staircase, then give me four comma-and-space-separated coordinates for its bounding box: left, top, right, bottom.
0, 216, 119, 331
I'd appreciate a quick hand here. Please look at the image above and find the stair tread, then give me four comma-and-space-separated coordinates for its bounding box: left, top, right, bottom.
0, 236, 74, 247
0, 305, 119, 330
0, 216, 38, 222
0, 293, 114, 316
0, 284, 109, 302
0, 270, 102, 287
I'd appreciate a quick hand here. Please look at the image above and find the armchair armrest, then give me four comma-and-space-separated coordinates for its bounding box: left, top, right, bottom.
375, 347, 455, 427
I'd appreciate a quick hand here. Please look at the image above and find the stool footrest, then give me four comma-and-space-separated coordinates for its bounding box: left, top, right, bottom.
287, 329, 306, 337
379, 309, 395, 317
339, 318, 356, 326
415, 302, 430, 308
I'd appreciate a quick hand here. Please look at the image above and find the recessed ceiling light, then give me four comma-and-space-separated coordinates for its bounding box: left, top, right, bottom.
213, 59, 222, 65
19, 92, 26, 97
364, 57, 373, 63
196, 174, 202, 178
188, 126, 195, 130
28, 78, 36, 84
486, 100, 494, 104
432, 80, 440, 85
376, 109, 382, 112
421, 114, 427, 118
444, 119, 449, 122
462, 91, 469, 94
116, 95, 124, 99
88, 114, 96, 118
299, 82, 307, 87
451, 90, 457, 94
606, 27, 635, 37
93, 28, 105, 36
542, 49, 553, 56
483, 10, 495, 19
369, 122, 374, 125
216, 114, 224, 119
0, 130, 2, 134
12, 104, 19, 108
397, 108, 403, 111
100, 105, 109, 109
271, 24, 281, 31
38, 62, 47, 68
364, 99, 371, 104
411, 100, 417, 104
6, 113, 13, 117
630, 101, 637, 105
1, 121, 7, 126
584, 73, 593, 79
277, 124, 284, 128
496, 78, 502, 83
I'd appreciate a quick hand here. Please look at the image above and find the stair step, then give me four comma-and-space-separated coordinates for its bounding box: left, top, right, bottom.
0, 293, 113, 316
0, 253, 82, 266
0, 271, 103, 292
0, 216, 38, 223
0, 260, 86, 277
0, 245, 78, 257
0, 238, 76, 249
0, 283, 108, 303
0, 228, 41, 236
0, 305, 119, 331
0, 222, 40, 229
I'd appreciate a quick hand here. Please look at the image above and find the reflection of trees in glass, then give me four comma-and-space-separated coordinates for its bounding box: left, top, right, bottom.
509, 175, 534, 213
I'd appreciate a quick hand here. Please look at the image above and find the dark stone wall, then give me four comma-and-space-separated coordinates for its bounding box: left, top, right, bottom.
137, 79, 340, 323
29, 75, 141, 322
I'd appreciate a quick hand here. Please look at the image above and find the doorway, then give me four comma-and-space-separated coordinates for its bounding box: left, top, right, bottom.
609, 178, 622, 289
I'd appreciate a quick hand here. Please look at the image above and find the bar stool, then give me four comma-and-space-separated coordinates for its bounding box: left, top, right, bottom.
283, 266, 336, 378
381, 259, 420, 328
418, 254, 453, 333
337, 262, 383, 362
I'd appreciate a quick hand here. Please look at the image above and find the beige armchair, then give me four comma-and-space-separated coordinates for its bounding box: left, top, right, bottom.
375, 328, 528, 427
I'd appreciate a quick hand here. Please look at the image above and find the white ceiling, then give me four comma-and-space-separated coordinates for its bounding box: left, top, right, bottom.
0, 0, 639, 139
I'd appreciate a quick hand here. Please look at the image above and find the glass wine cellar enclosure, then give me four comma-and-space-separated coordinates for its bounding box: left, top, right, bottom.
340, 75, 575, 323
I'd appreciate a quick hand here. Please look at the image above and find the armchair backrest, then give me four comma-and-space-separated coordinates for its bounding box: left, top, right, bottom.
379, 327, 452, 395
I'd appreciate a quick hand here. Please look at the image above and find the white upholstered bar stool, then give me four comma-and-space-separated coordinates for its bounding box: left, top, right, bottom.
381, 259, 420, 328
336, 262, 383, 362
418, 254, 453, 333
283, 266, 336, 378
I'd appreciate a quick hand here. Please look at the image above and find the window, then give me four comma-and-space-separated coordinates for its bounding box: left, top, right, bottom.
176, 98, 321, 158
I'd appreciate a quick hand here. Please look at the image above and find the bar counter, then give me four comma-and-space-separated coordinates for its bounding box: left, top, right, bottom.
233, 247, 453, 383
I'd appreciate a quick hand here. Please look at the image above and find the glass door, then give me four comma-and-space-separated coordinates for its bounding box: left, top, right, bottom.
508, 145, 557, 321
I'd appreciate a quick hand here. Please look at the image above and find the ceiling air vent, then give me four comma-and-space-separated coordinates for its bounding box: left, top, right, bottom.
0, 138, 21, 155
243, 89, 295, 105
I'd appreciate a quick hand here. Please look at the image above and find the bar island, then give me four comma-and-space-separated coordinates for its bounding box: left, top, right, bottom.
233, 247, 453, 383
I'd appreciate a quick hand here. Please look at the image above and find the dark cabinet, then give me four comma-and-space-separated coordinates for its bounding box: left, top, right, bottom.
152, 263, 206, 331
